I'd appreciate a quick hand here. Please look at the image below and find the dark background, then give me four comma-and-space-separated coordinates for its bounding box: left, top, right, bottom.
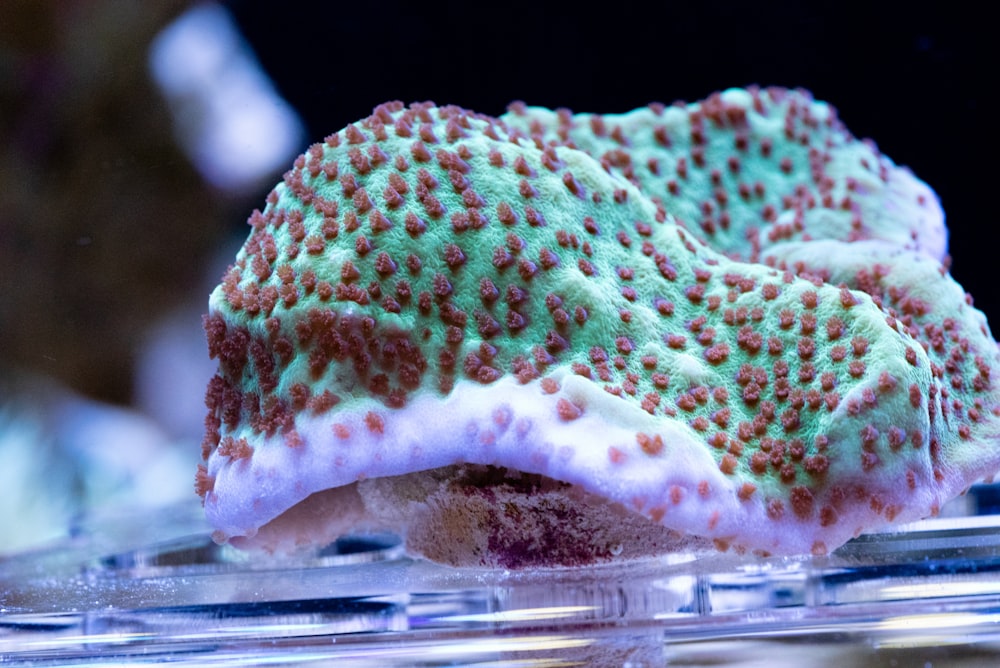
1, 0, 993, 406
229, 0, 993, 318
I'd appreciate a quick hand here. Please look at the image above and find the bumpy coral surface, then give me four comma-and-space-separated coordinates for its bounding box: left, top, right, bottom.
198, 87, 1000, 560
501, 88, 946, 262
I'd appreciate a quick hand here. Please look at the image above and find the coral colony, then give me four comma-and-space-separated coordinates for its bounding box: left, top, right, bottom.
198, 87, 1000, 567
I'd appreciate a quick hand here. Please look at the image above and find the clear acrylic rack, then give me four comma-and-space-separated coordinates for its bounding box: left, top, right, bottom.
3, 489, 1000, 666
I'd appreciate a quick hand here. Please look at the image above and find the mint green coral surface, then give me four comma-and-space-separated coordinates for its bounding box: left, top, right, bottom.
198, 88, 1000, 558
500, 88, 946, 262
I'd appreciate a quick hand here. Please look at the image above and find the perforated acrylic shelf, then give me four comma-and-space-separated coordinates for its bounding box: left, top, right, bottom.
4, 488, 1000, 666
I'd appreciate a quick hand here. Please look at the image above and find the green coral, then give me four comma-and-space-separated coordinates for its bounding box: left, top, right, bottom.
501, 87, 945, 262
200, 91, 1000, 557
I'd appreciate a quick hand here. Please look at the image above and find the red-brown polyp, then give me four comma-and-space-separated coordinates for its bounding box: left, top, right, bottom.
198, 90, 1000, 567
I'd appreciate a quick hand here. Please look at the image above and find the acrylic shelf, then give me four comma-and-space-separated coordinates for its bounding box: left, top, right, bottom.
3, 490, 1000, 666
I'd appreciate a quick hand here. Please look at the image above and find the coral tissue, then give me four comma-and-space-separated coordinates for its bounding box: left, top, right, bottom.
197, 87, 1000, 566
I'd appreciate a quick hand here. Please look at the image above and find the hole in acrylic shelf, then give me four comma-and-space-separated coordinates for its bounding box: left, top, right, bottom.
315, 532, 403, 561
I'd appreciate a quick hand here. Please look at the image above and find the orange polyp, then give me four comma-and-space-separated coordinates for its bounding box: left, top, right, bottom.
557, 398, 583, 421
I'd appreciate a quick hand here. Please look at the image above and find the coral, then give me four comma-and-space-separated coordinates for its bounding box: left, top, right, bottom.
500, 88, 946, 263
770, 239, 1000, 497
198, 89, 1000, 562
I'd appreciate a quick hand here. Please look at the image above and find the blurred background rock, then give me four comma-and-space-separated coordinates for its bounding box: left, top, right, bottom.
0, 0, 993, 552
2, 0, 223, 403
0, 0, 302, 552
